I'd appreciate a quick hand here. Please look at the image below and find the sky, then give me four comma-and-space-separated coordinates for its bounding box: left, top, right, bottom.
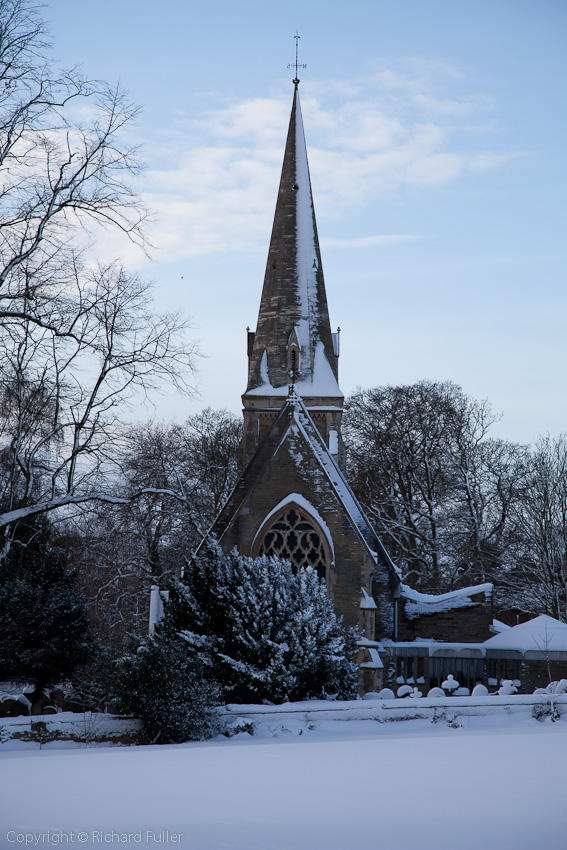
45, 0, 566, 445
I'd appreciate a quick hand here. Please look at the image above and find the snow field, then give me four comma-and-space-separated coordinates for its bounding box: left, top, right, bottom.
1, 710, 566, 850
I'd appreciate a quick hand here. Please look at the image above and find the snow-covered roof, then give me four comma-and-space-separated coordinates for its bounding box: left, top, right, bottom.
483, 615, 567, 654
400, 582, 492, 619
377, 615, 567, 659
360, 588, 377, 610
357, 637, 381, 648
490, 619, 512, 634
378, 639, 485, 657
290, 395, 400, 578
359, 648, 383, 669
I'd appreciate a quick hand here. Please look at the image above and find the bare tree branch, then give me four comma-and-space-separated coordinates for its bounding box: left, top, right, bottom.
0, 3, 200, 547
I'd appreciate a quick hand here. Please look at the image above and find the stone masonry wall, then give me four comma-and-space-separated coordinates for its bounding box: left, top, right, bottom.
397, 591, 493, 642
219, 425, 388, 634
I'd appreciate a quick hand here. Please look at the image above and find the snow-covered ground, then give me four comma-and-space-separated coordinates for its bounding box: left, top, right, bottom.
1, 704, 566, 850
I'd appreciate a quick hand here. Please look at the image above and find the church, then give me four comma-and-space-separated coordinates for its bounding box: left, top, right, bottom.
208, 78, 496, 694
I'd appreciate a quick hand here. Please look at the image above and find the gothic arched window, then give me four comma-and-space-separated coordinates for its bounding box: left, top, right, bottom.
287, 344, 299, 377
257, 507, 328, 582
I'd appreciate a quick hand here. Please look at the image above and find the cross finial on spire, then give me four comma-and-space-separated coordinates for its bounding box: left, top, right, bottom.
287, 31, 307, 89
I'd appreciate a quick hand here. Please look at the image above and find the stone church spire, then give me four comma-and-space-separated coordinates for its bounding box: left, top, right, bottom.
245, 87, 340, 397
240, 85, 344, 471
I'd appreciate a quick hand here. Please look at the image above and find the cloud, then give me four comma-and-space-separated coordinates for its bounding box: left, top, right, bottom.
114, 64, 520, 264
195, 98, 290, 145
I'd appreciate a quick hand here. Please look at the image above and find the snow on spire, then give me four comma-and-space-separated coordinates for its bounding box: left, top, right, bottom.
294, 94, 319, 365
245, 87, 341, 401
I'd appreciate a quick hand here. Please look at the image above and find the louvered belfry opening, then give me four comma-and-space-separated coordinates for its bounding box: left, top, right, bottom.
258, 507, 327, 581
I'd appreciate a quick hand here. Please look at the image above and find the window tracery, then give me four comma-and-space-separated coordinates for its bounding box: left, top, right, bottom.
258, 507, 327, 581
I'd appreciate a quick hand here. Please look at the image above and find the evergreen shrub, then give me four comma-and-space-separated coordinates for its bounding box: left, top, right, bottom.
116, 543, 358, 742
171, 543, 358, 704
116, 632, 221, 743
0, 516, 94, 693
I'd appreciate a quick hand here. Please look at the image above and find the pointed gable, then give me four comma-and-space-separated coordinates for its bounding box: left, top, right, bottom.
245, 89, 340, 399
212, 395, 399, 634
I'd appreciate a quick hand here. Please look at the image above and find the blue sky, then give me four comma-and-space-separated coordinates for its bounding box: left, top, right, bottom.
46, 0, 566, 444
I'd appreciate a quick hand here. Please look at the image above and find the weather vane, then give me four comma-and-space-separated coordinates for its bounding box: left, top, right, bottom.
287, 31, 307, 88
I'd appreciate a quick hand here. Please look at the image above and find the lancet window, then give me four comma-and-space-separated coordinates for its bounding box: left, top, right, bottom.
286, 329, 300, 379
287, 343, 299, 378
258, 507, 328, 581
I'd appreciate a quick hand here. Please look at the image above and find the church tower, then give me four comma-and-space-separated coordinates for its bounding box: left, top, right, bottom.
210, 79, 400, 669
240, 83, 344, 471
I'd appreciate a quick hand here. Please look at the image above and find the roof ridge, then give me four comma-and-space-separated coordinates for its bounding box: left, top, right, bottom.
292, 401, 400, 580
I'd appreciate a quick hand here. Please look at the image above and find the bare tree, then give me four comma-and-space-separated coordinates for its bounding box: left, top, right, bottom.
0, 263, 197, 539
345, 382, 463, 588
509, 436, 567, 621
0, 2, 199, 544
446, 402, 527, 586
0, 1, 146, 323
344, 381, 522, 591
62, 410, 242, 651
167, 408, 243, 533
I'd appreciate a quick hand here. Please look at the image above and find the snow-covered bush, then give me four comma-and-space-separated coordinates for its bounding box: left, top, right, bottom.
472, 684, 489, 696
116, 632, 221, 743
427, 687, 446, 698
166, 543, 358, 704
